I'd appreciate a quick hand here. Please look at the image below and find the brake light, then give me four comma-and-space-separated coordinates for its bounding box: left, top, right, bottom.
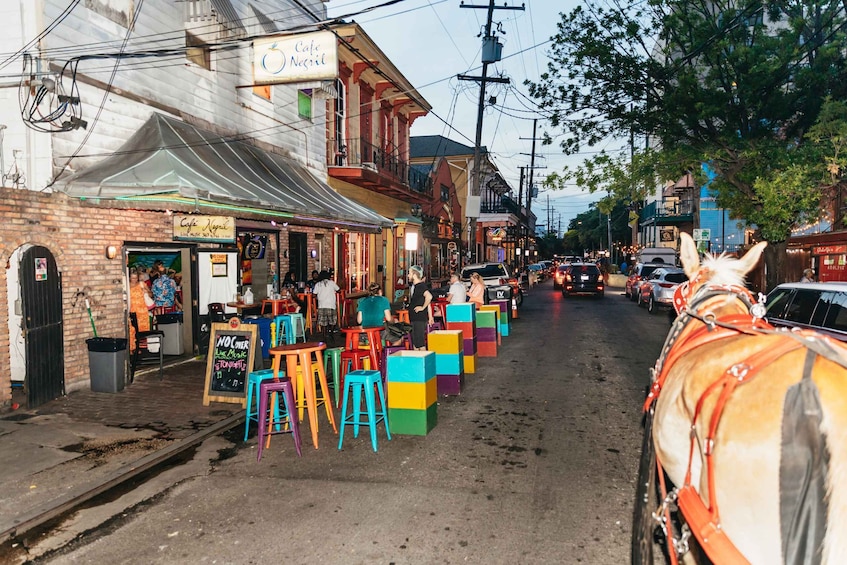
658, 282, 674, 288
499, 277, 507, 285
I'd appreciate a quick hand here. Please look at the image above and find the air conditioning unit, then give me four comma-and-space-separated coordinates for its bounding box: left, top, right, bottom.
362, 162, 377, 172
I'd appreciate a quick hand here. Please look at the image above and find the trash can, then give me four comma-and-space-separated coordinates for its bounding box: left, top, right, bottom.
157, 312, 184, 355
244, 316, 272, 359
86, 337, 128, 393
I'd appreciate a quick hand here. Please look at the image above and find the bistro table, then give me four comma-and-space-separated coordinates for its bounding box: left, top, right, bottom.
269, 342, 336, 449
261, 298, 297, 316
225, 301, 262, 316
340, 326, 384, 372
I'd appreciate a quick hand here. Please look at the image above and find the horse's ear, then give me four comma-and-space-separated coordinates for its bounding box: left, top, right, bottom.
679, 232, 700, 280
735, 240, 768, 277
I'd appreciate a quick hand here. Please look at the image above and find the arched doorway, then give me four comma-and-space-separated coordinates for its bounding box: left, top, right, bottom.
16, 246, 64, 407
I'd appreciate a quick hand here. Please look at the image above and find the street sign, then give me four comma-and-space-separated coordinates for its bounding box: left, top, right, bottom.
693, 228, 711, 241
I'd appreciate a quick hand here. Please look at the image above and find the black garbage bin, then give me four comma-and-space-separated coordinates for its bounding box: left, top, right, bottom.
86, 337, 128, 393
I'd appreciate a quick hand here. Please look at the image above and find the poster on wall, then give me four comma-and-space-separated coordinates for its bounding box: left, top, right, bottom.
35, 257, 47, 281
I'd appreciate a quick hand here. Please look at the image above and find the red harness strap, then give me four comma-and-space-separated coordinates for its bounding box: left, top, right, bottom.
676, 336, 804, 564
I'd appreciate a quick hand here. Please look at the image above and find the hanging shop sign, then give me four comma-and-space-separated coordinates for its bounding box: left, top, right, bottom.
253, 31, 338, 84
173, 215, 235, 243
813, 245, 847, 255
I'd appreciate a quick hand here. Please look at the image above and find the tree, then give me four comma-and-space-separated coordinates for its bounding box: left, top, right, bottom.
528, 0, 847, 288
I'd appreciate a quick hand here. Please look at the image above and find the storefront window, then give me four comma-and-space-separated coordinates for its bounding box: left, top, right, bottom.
345, 232, 369, 292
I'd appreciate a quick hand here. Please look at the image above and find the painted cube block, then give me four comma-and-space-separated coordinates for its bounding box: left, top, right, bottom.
479, 305, 501, 323
500, 322, 510, 337
435, 352, 463, 376
437, 373, 464, 396
477, 327, 497, 343
464, 354, 476, 373
388, 404, 437, 435
387, 379, 437, 410
476, 310, 497, 329
463, 337, 477, 356
445, 321, 475, 339
446, 303, 476, 323
387, 350, 436, 383
477, 340, 498, 358
427, 330, 463, 355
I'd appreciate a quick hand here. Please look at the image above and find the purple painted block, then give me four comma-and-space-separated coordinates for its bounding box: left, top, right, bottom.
477, 327, 497, 342
437, 374, 464, 395
463, 338, 477, 356
490, 299, 509, 315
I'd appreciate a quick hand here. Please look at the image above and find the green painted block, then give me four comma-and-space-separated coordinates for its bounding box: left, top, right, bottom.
388, 404, 437, 435
476, 310, 497, 328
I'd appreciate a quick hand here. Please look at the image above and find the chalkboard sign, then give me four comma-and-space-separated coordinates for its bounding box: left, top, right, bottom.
202, 319, 258, 407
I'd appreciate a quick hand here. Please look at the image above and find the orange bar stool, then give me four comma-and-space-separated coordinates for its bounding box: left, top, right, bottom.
341, 326, 383, 371
269, 342, 337, 449
396, 309, 410, 323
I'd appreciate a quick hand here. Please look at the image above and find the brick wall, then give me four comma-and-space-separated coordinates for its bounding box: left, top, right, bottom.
0, 189, 173, 407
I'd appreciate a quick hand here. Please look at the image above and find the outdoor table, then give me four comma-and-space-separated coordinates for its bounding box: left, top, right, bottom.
261, 298, 297, 316
340, 326, 383, 372
269, 341, 336, 449
226, 301, 262, 316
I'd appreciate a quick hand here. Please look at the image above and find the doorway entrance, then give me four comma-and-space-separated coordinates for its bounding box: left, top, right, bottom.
14, 245, 64, 408
288, 232, 308, 282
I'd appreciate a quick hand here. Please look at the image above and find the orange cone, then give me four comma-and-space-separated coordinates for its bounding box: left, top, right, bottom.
511, 297, 518, 319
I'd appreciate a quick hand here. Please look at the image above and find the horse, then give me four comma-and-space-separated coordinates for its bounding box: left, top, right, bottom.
641, 233, 847, 565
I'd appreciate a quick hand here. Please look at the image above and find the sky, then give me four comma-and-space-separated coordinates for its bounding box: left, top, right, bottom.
326, 0, 627, 234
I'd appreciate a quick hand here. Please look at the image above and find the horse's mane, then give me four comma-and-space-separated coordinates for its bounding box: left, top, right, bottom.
699, 252, 747, 288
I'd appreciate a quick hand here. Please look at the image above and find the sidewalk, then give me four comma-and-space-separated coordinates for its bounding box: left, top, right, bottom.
0, 358, 241, 541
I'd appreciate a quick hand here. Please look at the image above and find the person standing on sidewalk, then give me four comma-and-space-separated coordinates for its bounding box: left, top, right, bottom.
313, 270, 339, 339
446, 272, 467, 304
408, 265, 433, 350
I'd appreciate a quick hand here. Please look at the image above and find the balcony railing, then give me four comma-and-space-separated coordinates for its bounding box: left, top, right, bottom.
481, 194, 523, 218
641, 198, 695, 222
328, 137, 431, 196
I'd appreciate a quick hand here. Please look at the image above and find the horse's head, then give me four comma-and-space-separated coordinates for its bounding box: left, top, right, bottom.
673, 232, 767, 315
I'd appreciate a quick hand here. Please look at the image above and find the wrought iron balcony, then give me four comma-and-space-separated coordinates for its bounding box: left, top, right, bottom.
327, 137, 431, 198
640, 198, 695, 226
481, 194, 524, 219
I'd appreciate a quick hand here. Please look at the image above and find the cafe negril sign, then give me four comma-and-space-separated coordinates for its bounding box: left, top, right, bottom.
173, 215, 236, 243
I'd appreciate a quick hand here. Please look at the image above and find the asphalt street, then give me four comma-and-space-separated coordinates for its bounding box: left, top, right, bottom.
41, 280, 670, 564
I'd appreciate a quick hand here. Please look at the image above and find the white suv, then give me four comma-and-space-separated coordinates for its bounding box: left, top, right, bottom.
460, 262, 522, 306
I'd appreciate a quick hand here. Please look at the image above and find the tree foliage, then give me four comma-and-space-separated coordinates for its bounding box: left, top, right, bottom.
527, 0, 847, 285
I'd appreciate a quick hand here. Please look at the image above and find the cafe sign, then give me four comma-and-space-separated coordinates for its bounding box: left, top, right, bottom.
173, 215, 236, 243
813, 245, 847, 255
253, 31, 338, 84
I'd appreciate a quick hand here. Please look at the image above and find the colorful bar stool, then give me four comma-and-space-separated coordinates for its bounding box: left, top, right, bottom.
271, 315, 288, 347
396, 309, 410, 323
244, 368, 282, 441
256, 377, 301, 461
338, 369, 390, 452
279, 313, 306, 344
324, 346, 345, 407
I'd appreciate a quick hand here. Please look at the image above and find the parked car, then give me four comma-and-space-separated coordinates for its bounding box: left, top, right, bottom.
460, 262, 523, 307
637, 267, 688, 314
561, 262, 605, 298
553, 264, 568, 290
528, 263, 547, 282
764, 282, 847, 342
626, 262, 665, 301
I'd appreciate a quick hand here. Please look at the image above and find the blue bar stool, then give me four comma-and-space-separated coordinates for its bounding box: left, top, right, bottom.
337, 369, 390, 452
244, 368, 282, 441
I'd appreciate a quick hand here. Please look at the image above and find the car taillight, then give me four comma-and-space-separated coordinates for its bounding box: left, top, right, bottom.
565, 274, 572, 282
658, 282, 674, 288
499, 277, 507, 285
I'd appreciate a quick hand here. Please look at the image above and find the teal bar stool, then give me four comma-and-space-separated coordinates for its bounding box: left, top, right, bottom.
244, 368, 284, 441
278, 313, 306, 344
271, 315, 288, 347
337, 369, 390, 452
323, 346, 344, 407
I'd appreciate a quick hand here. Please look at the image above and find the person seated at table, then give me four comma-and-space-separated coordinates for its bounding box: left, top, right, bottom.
313, 270, 339, 339
307, 270, 320, 290
282, 271, 298, 288
357, 282, 402, 346
278, 286, 301, 314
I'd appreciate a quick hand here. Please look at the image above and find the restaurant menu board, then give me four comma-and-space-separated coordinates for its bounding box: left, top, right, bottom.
202, 319, 258, 407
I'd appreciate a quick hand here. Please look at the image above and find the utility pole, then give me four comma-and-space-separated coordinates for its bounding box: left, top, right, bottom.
519, 118, 542, 264
459, 0, 524, 264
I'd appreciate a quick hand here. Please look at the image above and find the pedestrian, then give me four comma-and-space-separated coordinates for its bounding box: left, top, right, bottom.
620, 261, 628, 275
468, 272, 485, 308
407, 265, 433, 350
800, 268, 815, 283
152, 262, 181, 311
446, 272, 467, 304
313, 270, 339, 338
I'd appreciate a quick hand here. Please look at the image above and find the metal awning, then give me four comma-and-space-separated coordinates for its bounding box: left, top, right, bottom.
59, 113, 391, 231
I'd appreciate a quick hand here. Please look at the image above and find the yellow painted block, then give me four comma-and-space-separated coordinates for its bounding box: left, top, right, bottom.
427, 330, 463, 354
464, 354, 476, 374
387, 379, 437, 410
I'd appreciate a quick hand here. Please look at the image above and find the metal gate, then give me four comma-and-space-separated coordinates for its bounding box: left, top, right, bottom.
20, 246, 64, 407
